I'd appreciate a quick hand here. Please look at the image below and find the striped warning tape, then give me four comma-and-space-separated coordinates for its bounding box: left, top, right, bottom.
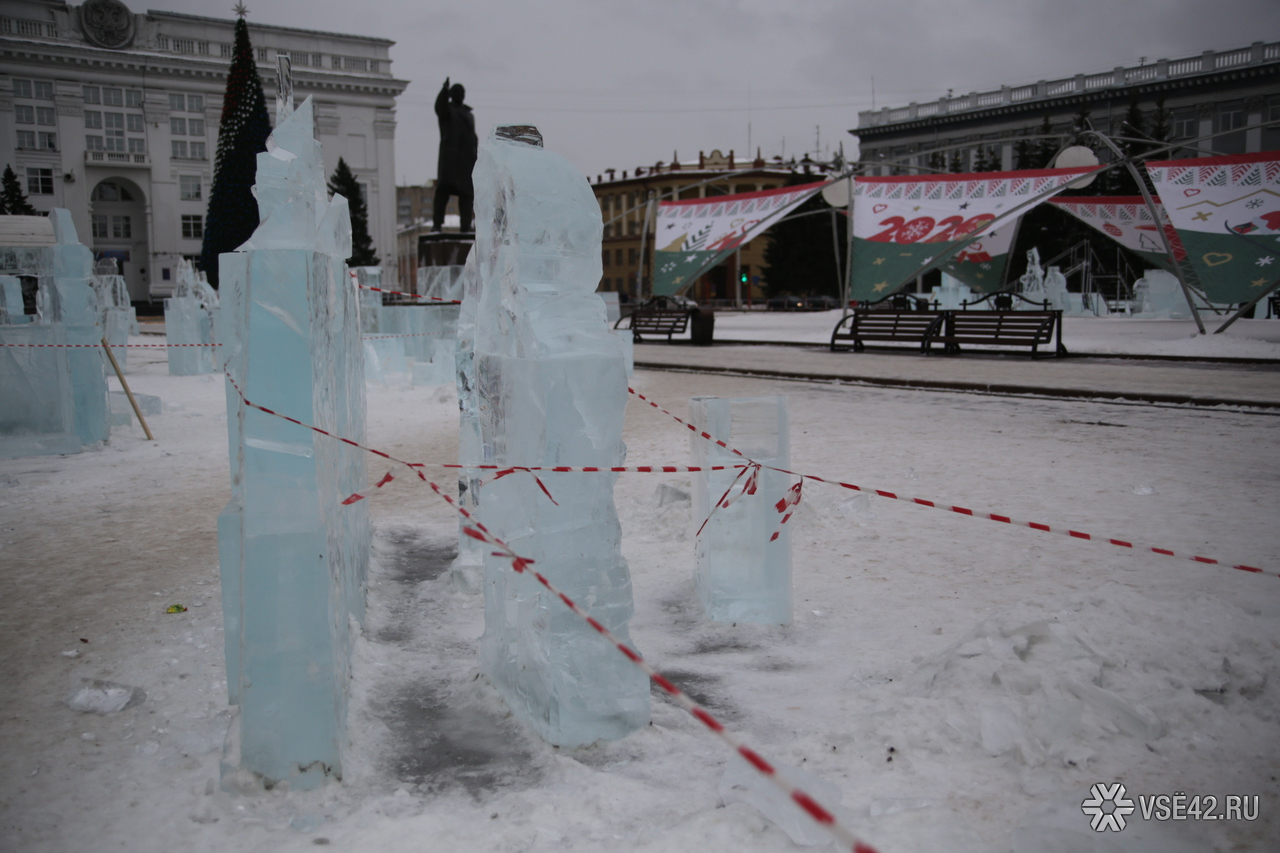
223, 371, 878, 853
0, 341, 221, 348
627, 386, 1273, 578
351, 268, 462, 305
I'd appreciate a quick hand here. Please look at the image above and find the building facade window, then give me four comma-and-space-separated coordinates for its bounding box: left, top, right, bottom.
170, 117, 186, 135
112, 215, 132, 239
127, 138, 145, 154
12, 79, 31, 98
38, 131, 56, 151
172, 140, 187, 159
104, 113, 125, 152
102, 88, 123, 107
26, 168, 53, 195
15, 130, 35, 149
35, 106, 54, 126
14, 104, 34, 124
92, 214, 109, 239
125, 90, 143, 107
126, 114, 144, 133
83, 85, 100, 104
33, 80, 53, 100
85, 110, 102, 128
181, 214, 203, 239
179, 175, 201, 200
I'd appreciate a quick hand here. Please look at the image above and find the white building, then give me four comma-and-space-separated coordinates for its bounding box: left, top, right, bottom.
0, 0, 408, 301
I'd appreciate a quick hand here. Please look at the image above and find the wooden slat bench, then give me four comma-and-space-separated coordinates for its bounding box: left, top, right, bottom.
616, 309, 690, 342
935, 310, 1067, 358
830, 310, 947, 353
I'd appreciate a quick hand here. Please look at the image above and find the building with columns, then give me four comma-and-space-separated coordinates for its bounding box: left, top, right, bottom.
853, 41, 1280, 176
0, 0, 407, 303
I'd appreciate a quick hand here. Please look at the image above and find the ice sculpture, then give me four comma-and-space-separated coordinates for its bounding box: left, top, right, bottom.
216, 97, 369, 790
48, 210, 108, 447
690, 396, 791, 625
0, 211, 105, 457
92, 259, 137, 371
1133, 269, 1191, 319
929, 271, 976, 309
473, 125, 649, 746
451, 251, 483, 591
164, 259, 217, 375
0, 275, 27, 324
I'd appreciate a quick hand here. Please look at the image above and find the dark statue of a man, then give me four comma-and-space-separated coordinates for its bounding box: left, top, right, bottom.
434, 78, 477, 233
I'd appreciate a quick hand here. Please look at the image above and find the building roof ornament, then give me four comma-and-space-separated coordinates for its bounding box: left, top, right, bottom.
79, 0, 137, 50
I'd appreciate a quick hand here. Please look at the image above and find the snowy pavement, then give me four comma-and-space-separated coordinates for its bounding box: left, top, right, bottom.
1, 336, 1278, 852
634, 344, 1280, 409
703, 311, 1280, 361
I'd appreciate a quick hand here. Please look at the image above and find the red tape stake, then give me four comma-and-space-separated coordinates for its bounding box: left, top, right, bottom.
627, 387, 1274, 579
225, 371, 880, 853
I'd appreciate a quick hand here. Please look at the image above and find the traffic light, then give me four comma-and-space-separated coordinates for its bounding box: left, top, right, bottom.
739, 271, 748, 284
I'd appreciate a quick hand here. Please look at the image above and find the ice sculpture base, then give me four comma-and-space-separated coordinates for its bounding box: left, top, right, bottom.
691, 396, 792, 626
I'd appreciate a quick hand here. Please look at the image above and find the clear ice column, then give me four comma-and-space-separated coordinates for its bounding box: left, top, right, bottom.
216, 98, 369, 790
49, 210, 108, 446
473, 125, 649, 747
690, 396, 792, 625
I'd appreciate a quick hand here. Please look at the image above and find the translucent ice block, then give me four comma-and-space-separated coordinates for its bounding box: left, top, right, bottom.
472, 126, 648, 746
216, 97, 369, 790
690, 396, 792, 625
164, 296, 216, 375
0, 321, 80, 458
47, 210, 108, 446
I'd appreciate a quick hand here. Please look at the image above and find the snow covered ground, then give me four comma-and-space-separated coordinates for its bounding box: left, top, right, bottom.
708, 310, 1280, 360
1, 327, 1278, 852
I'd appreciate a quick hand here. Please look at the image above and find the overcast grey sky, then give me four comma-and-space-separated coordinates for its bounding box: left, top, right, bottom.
156, 1, 1280, 185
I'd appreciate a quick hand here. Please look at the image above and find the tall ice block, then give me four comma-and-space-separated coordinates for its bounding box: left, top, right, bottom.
216, 98, 369, 790
165, 260, 217, 375
473, 125, 649, 746
691, 396, 792, 625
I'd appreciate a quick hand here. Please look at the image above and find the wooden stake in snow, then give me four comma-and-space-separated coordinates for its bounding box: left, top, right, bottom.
100, 337, 154, 441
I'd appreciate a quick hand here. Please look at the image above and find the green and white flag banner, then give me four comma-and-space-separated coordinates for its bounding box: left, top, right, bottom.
850, 167, 1096, 302
653, 181, 827, 296
1050, 196, 1185, 272
1146, 151, 1280, 303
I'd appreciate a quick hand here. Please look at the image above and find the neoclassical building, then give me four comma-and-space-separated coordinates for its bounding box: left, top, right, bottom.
854, 41, 1280, 175
0, 0, 408, 302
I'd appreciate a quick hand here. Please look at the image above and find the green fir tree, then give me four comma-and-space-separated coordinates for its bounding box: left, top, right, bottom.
1032, 115, 1059, 169
327, 158, 378, 267
1, 165, 37, 215
199, 15, 271, 287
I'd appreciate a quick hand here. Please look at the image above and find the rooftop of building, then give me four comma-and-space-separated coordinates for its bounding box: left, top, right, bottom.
590, 148, 835, 186
855, 39, 1280, 134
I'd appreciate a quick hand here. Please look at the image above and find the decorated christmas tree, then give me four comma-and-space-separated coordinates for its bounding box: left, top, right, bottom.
199, 13, 271, 286
0, 165, 38, 215
327, 158, 378, 267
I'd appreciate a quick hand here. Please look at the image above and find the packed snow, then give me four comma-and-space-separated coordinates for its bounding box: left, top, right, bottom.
0, 322, 1277, 852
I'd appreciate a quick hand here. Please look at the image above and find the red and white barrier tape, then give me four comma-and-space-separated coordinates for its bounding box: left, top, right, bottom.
223, 370, 878, 853
627, 387, 1273, 579
350, 268, 462, 305
0, 341, 221, 348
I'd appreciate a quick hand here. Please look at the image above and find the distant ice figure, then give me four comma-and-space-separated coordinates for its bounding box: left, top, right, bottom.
472, 124, 649, 746
1133, 269, 1191, 318
164, 259, 217, 375
931, 271, 976, 310
216, 96, 368, 791
690, 396, 792, 625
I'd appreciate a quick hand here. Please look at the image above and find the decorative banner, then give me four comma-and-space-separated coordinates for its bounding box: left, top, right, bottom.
653, 182, 827, 296
850, 167, 1097, 302
1146, 152, 1280, 303
1049, 196, 1185, 272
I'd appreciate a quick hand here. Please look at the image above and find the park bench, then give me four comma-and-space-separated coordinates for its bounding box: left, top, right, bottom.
830, 309, 947, 352
934, 310, 1067, 358
615, 307, 691, 342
